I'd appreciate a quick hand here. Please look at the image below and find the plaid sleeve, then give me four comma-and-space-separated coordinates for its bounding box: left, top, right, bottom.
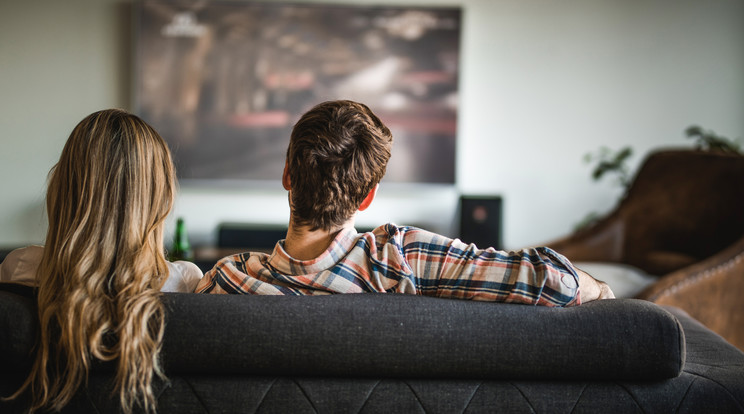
401, 228, 580, 307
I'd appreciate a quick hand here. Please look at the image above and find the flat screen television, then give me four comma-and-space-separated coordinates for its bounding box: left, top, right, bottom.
133, 1, 461, 185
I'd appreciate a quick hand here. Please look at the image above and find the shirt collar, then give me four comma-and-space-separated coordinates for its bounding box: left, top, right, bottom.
267, 227, 360, 275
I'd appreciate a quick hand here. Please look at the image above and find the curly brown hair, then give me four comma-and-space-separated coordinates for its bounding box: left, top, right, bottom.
286, 100, 393, 231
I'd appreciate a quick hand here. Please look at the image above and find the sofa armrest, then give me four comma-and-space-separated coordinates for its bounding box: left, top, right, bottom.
637, 235, 744, 351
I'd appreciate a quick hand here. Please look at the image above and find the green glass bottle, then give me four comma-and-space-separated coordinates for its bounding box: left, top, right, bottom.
171, 217, 193, 261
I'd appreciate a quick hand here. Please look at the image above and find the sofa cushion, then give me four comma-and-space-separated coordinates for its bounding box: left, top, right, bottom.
0, 288, 685, 381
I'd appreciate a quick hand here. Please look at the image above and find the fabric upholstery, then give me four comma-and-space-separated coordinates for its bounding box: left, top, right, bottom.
159, 293, 685, 380
2, 287, 743, 413
0, 290, 685, 381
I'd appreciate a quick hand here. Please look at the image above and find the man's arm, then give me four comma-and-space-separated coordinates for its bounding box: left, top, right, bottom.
399, 228, 582, 306
399, 227, 614, 306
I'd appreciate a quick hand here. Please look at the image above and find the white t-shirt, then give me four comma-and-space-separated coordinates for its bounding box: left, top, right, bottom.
0, 245, 203, 293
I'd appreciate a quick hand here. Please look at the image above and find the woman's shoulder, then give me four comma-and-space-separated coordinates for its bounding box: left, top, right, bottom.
4, 245, 44, 259
163, 260, 204, 293
0, 245, 44, 286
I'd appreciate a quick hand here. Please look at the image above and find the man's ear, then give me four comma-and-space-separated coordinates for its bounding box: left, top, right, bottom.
358, 184, 379, 211
282, 162, 291, 190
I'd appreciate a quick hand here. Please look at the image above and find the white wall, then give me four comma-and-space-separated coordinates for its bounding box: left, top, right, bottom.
2, 0, 743, 249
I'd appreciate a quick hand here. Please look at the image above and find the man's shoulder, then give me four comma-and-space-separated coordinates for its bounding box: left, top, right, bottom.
368, 223, 453, 249
212, 251, 266, 272
370, 223, 421, 236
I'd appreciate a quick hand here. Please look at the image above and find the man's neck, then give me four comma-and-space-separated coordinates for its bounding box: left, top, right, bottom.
283, 218, 355, 261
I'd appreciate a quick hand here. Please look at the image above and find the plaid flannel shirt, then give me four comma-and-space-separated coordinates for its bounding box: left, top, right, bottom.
195, 223, 581, 306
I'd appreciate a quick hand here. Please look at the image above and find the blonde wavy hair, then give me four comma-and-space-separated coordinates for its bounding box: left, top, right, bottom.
12, 109, 176, 413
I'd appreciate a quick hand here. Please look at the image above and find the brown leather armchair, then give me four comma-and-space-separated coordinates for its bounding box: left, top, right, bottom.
545, 149, 744, 350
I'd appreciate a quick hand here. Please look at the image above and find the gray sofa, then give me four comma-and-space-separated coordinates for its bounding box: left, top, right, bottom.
1, 285, 743, 413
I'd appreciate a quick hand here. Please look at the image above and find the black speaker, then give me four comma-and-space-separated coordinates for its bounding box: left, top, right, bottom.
459, 196, 502, 250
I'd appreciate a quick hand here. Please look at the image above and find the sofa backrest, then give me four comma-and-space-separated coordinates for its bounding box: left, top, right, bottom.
0, 287, 685, 381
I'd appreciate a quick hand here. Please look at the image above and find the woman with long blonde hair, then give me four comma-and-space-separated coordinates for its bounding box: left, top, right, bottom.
0, 109, 202, 413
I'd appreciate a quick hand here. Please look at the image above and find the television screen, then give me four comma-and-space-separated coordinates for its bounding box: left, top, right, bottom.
134, 1, 461, 185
